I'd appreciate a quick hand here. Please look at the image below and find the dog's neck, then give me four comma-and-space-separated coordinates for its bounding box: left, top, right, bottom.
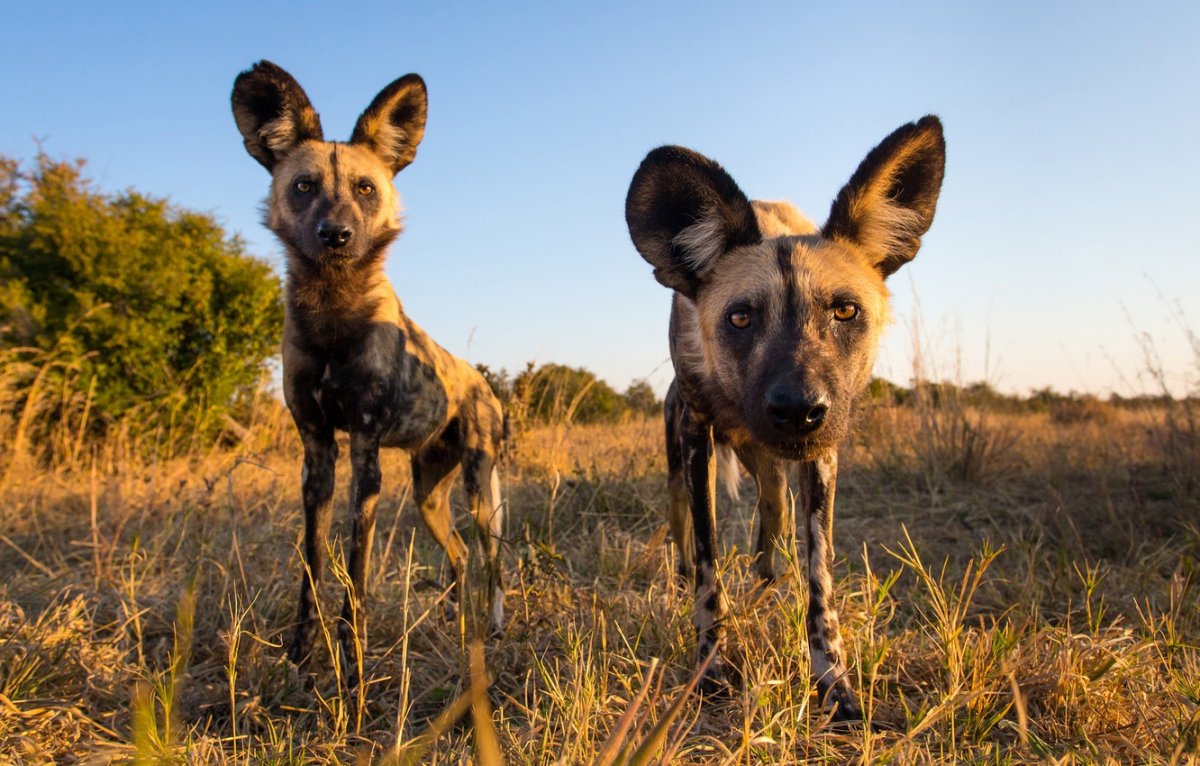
283, 248, 407, 356
285, 249, 389, 315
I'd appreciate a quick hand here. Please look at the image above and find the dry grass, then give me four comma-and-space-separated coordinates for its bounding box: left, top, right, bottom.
0, 398, 1198, 764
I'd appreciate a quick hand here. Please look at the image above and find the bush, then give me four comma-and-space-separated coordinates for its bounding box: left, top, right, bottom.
513, 363, 627, 425
0, 153, 282, 458
622, 379, 661, 416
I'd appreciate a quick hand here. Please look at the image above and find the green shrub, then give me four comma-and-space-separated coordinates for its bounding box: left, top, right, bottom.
0, 153, 282, 456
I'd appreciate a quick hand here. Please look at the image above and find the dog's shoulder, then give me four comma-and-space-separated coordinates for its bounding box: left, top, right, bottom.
750, 200, 817, 238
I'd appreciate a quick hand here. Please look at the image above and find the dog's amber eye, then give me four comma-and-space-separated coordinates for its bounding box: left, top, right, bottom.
832, 303, 859, 321
357, 182, 375, 197
295, 179, 314, 193
728, 310, 752, 329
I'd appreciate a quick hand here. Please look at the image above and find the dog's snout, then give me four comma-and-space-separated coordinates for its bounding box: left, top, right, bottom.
316, 221, 353, 249
764, 385, 828, 433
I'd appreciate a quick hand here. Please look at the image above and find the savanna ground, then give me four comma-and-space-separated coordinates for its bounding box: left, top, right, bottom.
1, 389, 1198, 764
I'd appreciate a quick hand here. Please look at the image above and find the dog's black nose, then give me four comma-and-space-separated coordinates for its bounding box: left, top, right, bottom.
316, 222, 352, 248
764, 385, 828, 433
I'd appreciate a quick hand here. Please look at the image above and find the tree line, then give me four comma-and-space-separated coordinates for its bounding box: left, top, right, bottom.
476, 363, 660, 428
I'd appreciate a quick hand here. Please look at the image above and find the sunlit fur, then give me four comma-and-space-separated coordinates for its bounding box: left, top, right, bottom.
626, 117, 945, 720
232, 61, 506, 701
267, 142, 402, 272
673, 218, 892, 460
750, 199, 817, 238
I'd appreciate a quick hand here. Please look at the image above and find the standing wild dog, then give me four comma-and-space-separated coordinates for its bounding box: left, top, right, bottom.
231, 61, 505, 694
625, 117, 945, 719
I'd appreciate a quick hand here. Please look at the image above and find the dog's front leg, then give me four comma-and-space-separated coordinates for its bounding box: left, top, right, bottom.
340, 430, 382, 699
664, 383, 694, 581
679, 404, 728, 686
290, 427, 337, 673
802, 452, 862, 720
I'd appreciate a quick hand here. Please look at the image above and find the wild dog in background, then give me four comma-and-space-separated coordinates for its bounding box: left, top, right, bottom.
626, 117, 945, 719
231, 61, 505, 697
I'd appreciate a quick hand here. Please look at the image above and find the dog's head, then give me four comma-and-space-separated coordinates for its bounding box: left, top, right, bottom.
626, 117, 945, 458
232, 61, 427, 269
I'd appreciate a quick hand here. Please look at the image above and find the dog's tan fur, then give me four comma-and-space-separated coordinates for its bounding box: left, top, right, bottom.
750, 200, 817, 237
626, 117, 945, 717
232, 62, 505, 704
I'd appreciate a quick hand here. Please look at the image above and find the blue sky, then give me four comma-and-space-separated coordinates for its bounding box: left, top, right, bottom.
3, 1, 1197, 396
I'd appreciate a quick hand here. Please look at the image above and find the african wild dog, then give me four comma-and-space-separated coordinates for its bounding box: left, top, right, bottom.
231, 61, 505, 694
625, 117, 945, 718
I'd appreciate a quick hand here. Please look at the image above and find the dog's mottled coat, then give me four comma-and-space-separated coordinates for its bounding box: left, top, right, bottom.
626, 117, 945, 718
231, 61, 505, 700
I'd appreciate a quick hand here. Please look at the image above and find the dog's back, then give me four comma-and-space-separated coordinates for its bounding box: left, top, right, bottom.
751, 199, 817, 238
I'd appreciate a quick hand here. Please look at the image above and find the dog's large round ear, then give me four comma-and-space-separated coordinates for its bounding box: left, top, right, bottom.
350, 75, 428, 176
822, 116, 945, 278
231, 61, 324, 171
625, 146, 761, 299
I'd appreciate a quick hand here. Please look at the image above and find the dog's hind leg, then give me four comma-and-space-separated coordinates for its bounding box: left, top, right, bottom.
736, 446, 790, 583
289, 427, 337, 674
463, 450, 505, 636
412, 444, 468, 614
801, 452, 862, 720
664, 381, 693, 581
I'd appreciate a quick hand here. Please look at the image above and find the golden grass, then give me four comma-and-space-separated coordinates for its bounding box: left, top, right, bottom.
0, 402, 1198, 764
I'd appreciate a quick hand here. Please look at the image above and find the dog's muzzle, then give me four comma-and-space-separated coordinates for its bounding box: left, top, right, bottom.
763, 382, 828, 436
316, 221, 353, 249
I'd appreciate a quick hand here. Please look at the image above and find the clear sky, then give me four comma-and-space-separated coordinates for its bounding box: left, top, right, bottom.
3, 1, 1197, 397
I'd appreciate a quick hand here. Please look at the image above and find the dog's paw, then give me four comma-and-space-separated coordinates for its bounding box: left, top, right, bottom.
692, 650, 739, 700
442, 597, 459, 625
822, 684, 864, 723
696, 666, 735, 699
